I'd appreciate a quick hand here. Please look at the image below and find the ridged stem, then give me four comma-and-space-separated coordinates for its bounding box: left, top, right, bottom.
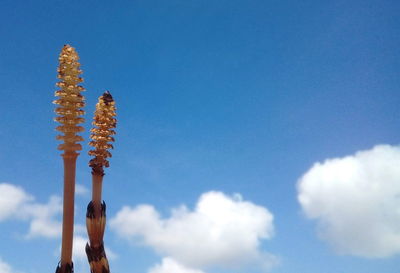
60, 154, 77, 269
92, 173, 103, 226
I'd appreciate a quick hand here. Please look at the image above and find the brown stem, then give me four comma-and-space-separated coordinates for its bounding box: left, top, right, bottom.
86, 169, 111, 272
89, 172, 103, 247
60, 153, 77, 268
92, 172, 103, 218
92, 173, 103, 206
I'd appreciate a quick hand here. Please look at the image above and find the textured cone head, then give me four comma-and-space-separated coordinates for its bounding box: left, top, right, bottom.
54, 45, 85, 156
89, 91, 117, 175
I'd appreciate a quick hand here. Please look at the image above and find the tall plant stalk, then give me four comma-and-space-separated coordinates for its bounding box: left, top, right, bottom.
54, 45, 85, 273
86, 91, 116, 273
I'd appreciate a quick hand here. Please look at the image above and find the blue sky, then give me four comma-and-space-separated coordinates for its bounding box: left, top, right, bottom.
0, 0, 399, 273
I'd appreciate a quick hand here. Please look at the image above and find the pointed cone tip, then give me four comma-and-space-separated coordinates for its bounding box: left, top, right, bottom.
101, 91, 114, 105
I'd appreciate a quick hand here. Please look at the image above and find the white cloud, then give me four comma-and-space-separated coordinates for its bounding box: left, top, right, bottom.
110, 191, 276, 271
0, 183, 33, 221
149, 257, 205, 273
0, 183, 62, 239
73, 235, 90, 261
0, 183, 117, 271
25, 195, 62, 238
297, 145, 400, 258
75, 184, 89, 196
105, 246, 118, 261
0, 183, 99, 239
74, 223, 88, 235
0, 257, 21, 273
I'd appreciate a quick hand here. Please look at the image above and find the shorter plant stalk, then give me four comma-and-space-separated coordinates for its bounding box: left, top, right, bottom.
86, 91, 116, 273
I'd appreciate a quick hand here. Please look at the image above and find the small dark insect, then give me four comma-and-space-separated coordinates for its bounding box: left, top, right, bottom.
102, 91, 114, 105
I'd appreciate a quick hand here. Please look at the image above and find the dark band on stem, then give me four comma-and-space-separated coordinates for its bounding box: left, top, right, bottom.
55, 262, 74, 273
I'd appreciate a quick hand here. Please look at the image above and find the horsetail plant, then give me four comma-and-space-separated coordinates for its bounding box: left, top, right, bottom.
86, 91, 116, 273
54, 45, 85, 273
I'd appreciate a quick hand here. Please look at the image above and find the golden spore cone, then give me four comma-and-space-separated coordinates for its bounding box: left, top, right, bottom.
89, 91, 117, 175
54, 45, 85, 155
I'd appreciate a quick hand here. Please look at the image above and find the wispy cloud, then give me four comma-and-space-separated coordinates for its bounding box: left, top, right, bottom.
24, 195, 62, 239
0, 183, 62, 238
0, 183, 82, 239
148, 257, 205, 273
75, 184, 89, 196
0, 257, 22, 273
0, 183, 62, 239
0, 182, 118, 272
110, 191, 277, 272
0, 183, 33, 221
298, 144, 400, 258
